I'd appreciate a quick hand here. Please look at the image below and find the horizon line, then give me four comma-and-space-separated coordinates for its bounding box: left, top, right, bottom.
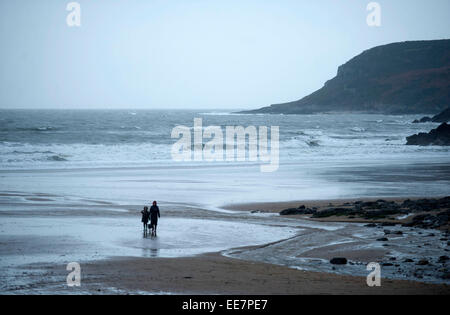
0, 107, 246, 111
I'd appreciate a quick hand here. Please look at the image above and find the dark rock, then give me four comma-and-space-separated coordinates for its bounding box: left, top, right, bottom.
282, 197, 450, 230
412, 116, 432, 123
312, 207, 352, 218
406, 123, 450, 146
377, 237, 389, 241
330, 257, 347, 265
382, 263, 394, 266
404, 258, 414, 263
402, 197, 450, 212
279, 207, 316, 215
403, 208, 450, 229
381, 222, 396, 226
420, 116, 433, 123
419, 116, 431, 123
279, 208, 299, 215
438, 256, 449, 263
432, 107, 450, 123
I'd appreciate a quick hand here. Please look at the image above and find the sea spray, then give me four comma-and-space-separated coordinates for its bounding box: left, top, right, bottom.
171, 118, 279, 172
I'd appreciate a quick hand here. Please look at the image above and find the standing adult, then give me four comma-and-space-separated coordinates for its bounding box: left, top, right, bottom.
149, 201, 160, 237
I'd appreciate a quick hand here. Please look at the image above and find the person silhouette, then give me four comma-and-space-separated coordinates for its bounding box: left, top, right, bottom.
149, 201, 160, 237
141, 206, 149, 236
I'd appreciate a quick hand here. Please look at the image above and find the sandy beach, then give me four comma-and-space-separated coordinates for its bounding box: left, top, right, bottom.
1, 189, 449, 294
20, 253, 448, 295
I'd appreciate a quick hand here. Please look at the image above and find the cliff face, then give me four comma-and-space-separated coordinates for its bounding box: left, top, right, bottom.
243, 40, 450, 114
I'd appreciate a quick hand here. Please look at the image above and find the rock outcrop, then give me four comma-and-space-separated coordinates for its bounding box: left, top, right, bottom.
406, 123, 450, 146
279, 197, 450, 230
412, 107, 450, 123
431, 107, 450, 122
241, 40, 450, 115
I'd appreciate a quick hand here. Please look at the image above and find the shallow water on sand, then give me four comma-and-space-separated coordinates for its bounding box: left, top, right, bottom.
225, 219, 450, 284
1, 205, 449, 293
0, 214, 299, 293
0, 216, 297, 264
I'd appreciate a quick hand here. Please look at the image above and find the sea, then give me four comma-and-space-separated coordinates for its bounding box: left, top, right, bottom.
0, 109, 449, 208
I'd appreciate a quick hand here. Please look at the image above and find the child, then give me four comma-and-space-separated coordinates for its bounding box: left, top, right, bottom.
141, 206, 149, 234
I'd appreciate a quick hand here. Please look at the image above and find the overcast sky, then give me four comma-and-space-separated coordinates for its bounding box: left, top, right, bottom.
0, 0, 449, 110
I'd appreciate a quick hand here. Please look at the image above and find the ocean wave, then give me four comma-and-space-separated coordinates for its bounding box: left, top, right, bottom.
0, 126, 59, 132
198, 112, 247, 116
36, 126, 55, 131
306, 140, 320, 147
350, 127, 366, 132
12, 150, 55, 155
0, 142, 173, 169
47, 155, 68, 162
119, 126, 142, 130
1, 111, 450, 170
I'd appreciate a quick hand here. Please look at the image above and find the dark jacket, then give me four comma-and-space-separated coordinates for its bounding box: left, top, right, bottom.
150, 205, 160, 224
141, 210, 149, 223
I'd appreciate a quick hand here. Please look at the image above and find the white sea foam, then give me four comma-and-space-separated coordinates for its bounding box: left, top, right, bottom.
1, 110, 449, 204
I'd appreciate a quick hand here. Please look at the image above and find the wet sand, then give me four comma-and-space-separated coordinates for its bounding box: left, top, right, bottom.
1, 192, 449, 294
22, 253, 448, 295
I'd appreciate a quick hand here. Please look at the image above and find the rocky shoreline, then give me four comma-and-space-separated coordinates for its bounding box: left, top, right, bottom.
413, 107, 450, 124
408, 107, 450, 146
279, 197, 450, 230
406, 123, 450, 146
277, 197, 450, 282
